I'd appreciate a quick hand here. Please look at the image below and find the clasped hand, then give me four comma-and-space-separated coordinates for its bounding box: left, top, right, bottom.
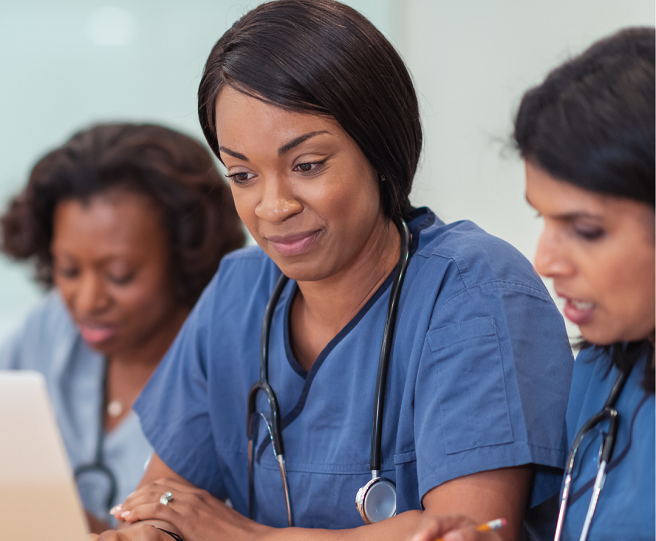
90, 478, 269, 541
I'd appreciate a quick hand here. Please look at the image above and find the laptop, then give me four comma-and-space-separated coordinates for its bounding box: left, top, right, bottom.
0, 370, 88, 540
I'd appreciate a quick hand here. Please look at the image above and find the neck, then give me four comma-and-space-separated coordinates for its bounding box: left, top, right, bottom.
289, 217, 401, 371
301, 220, 399, 328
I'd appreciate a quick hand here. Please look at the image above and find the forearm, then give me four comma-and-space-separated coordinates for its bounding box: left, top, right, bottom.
258, 509, 424, 541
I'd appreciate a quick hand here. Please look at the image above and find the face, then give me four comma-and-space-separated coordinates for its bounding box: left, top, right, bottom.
525, 161, 655, 345
214, 86, 389, 282
51, 191, 183, 356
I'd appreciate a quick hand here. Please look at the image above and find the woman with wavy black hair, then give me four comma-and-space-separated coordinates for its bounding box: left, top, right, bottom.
412, 26, 654, 541
103, 2, 573, 540
0, 123, 244, 532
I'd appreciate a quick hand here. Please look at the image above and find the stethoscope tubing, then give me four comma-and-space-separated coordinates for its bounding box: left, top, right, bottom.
73, 358, 119, 514
247, 220, 411, 527
554, 363, 631, 541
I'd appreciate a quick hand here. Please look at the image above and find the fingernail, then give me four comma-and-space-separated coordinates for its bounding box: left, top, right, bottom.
444, 533, 464, 541
121, 511, 131, 518
110, 505, 122, 515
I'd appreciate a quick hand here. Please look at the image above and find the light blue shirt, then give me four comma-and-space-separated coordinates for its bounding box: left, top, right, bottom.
561, 344, 655, 540
136, 208, 574, 528
0, 293, 153, 525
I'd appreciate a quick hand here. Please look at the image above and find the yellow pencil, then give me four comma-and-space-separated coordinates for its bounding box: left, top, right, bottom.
434, 518, 506, 541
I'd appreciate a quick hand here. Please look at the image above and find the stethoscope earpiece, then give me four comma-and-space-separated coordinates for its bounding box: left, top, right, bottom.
355, 472, 396, 524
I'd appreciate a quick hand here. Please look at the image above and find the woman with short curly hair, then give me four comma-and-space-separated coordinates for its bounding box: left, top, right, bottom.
0, 122, 244, 532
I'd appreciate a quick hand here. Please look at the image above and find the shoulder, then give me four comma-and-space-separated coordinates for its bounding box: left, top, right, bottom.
184, 245, 281, 328
408, 208, 552, 303
0, 292, 82, 370
5, 292, 76, 345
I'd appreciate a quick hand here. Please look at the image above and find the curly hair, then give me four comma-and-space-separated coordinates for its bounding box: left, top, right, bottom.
1, 123, 245, 306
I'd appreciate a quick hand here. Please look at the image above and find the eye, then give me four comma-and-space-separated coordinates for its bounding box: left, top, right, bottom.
226, 171, 255, 185
55, 266, 79, 279
293, 160, 326, 175
573, 225, 604, 241
107, 272, 135, 286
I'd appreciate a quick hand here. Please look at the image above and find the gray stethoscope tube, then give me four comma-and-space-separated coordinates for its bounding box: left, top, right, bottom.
247, 220, 411, 527
554, 363, 631, 541
74, 360, 119, 515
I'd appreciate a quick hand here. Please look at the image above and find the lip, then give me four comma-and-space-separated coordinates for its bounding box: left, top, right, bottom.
266, 230, 321, 257
556, 291, 596, 326
77, 322, 118, 345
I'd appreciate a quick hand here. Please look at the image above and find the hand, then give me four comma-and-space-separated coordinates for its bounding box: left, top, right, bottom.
408, 514, 504, 541
111, 478, 270, 541
87, 522, 174, 540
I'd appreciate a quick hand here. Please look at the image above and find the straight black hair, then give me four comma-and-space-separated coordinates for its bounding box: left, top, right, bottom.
514, 28, 655, 390
198, 0, 422, 223
514, 27, 655, 208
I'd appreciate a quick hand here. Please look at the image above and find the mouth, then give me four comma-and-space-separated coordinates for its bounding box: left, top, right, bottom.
557, 292, 596, 326
266, 230, 322, 257
77, 322, 118, 345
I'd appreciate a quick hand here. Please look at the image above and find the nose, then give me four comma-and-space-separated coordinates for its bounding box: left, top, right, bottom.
254, 174, 302, 223
71, 272, 111, 316
533, 226, 575, 279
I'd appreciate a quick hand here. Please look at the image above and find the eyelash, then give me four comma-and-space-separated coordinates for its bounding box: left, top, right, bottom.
225, 160, 327, 185
574, 226, 605, 241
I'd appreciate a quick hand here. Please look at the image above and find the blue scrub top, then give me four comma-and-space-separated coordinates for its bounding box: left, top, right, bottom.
135, 208, 574, 529
560, 344, 655, 540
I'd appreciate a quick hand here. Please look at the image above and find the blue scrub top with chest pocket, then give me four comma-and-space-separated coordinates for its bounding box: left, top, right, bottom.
135, 207, 574, 529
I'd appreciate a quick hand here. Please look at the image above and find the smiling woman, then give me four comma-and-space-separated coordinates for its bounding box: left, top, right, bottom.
0, 123, 244, 533
99, 2, 575, 541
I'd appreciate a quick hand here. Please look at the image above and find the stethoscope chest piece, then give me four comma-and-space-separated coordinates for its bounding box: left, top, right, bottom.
355, 474, 396, 524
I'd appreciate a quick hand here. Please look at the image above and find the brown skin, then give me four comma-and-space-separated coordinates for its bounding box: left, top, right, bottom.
525, 161, 655, 346
98, 88, 533, 540
52, 191, 189, 532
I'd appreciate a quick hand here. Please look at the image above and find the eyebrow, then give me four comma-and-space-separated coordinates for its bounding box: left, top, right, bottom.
277, 131, 329, 156
218, 146, 248, 161
525, 194, 603, 221
218, 130, 330, 163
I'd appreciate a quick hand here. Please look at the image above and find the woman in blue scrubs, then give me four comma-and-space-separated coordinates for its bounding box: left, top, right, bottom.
99, 2, 573, 540
411, 27, 654, 541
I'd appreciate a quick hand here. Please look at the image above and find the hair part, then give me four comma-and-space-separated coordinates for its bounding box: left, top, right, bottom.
198, 0, 422, 223
1, 123, 245, 306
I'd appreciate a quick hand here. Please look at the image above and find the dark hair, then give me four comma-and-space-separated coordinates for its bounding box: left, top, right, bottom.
514, 28, 655, 391
1, 123, 245, 306
514, 27, 655, 207
198, 0, 421, 223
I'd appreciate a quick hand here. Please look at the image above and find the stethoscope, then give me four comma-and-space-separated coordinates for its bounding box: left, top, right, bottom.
553, 362, 632, 541
73, 359, 119, 515
247, 220, 411, 527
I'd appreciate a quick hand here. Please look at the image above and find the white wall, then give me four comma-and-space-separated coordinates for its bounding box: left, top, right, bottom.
402, 0, 654, 337
0, 0, 653, 342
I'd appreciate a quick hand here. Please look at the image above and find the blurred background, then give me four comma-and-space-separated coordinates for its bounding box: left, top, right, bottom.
0, 0, 653, 342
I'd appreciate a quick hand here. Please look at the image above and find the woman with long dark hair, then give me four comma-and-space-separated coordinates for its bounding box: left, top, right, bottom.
100, 2, 573, 540
411, 26, 654, 541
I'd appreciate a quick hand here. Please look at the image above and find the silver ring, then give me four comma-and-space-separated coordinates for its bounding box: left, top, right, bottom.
159, 491, 173, 506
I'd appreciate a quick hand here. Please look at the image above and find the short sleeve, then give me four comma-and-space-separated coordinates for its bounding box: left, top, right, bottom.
134, 272, 226, 498
415, 279, 573, 507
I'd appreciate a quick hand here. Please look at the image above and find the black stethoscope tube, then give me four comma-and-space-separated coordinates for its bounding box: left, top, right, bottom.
370, 220, 410, 472
247, 220, 411, 526
74, 359, 119, 515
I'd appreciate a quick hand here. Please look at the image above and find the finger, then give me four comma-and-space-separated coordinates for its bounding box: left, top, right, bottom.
443, 528, 503, 541
120, 502, 182, 524
410, 515, 477, 541
112, 479, 199, 518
